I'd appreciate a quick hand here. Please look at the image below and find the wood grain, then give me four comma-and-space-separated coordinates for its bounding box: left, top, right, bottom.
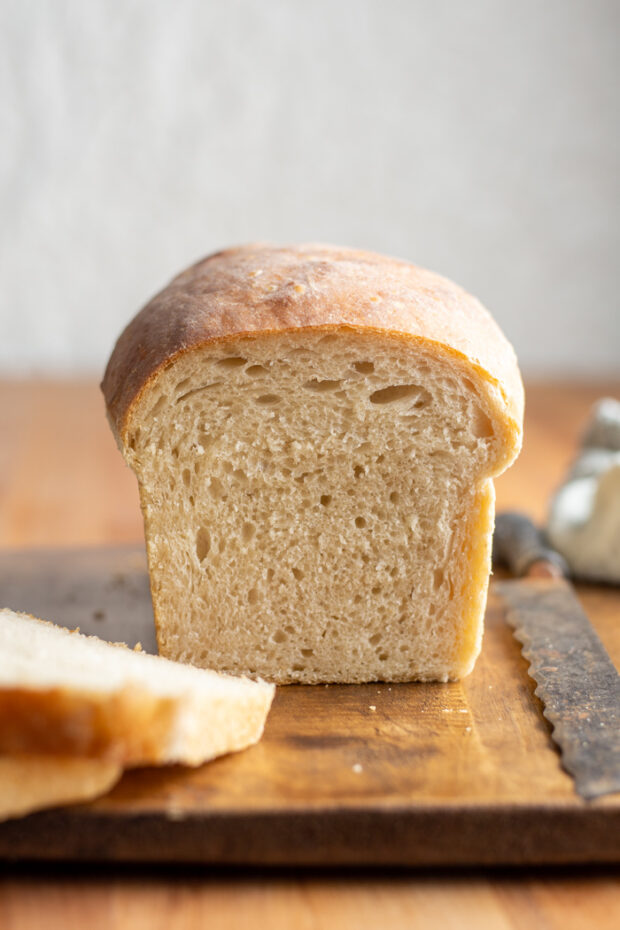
0, 866, 618, 930
0, 380, 619, 926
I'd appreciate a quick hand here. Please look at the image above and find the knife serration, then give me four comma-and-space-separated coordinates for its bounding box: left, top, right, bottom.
495, 578, 620, 800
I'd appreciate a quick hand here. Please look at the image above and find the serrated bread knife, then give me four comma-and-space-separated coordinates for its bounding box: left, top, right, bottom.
493, 512, 620, 800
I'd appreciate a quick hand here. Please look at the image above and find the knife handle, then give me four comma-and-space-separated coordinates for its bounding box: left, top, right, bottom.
492, 512, 569, 579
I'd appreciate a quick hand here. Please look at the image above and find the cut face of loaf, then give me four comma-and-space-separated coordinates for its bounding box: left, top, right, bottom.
123, 330, 515, 683
0, 609, 274, 765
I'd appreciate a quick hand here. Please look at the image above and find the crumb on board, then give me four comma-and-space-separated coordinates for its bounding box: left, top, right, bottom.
352, 763, 363, 774
369, 705, 377, 712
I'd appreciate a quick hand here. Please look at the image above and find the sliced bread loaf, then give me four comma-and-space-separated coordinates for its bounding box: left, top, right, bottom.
102, 244, 523, 683
0, 609, 275, 764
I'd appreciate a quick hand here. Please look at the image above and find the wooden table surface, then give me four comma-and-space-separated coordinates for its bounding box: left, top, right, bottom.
1, 379, 619, 929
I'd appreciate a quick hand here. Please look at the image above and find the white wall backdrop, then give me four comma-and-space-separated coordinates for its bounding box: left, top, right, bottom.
1, 0, 618, 377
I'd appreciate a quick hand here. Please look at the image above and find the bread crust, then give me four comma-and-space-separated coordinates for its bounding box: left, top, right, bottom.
0, 686, 178, 764
0, 755, 122, 822
102, 244, 523, 468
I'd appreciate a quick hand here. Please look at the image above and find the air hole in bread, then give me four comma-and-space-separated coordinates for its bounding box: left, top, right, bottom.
433, 568, 444, 590
195, 527, 211, 561
429, 450, 451, 465
301, 648, 314, 657
369, 633, 382, 645
369, 384, 429, 406
292, 567, 304, 581
273, 629, 287, 643
352, 361, 375, 374
355, 516, 366, 528
177, 382, 221, 403
248, 588, 258, 605
150, 395, 166, 416
320, 494, 332, 506
182, 468, 191, 488
245, 365, 267, 377
209, 477, 225, 500
371, 585, 382, 595
242, 522, 255, 543
255, 394, 281, 405
353, 465, 365, 479
266, 568, 275, 582
217, 357, 247, 369
389, 491, 400, 504
303, 379, 342, 392
472, 408, 494, 439
377, 652, 389, 661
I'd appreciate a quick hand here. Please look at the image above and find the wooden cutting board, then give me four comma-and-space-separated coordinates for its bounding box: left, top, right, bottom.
0, 545, 618, 867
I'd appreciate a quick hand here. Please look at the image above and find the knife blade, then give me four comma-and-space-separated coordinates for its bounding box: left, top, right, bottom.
493, 512, 620, 800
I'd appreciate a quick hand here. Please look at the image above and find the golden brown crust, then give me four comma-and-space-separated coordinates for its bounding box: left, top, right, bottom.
101, 244, 524, 457
0, 687, 178, 765
0, 755, 122, 822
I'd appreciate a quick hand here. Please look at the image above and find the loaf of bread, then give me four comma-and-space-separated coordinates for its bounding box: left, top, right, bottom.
103, 244, 523, 683
0, 609, 274, 764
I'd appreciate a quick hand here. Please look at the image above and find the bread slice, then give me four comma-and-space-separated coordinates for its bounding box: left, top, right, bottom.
0, 609, 275, 764
102, 244, 523, 683
0, 755, 121, 822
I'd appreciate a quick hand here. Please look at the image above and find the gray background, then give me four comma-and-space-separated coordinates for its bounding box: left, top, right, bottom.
1, 0, 618, 377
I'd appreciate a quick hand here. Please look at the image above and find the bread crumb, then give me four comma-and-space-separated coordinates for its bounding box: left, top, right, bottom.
465, 726, 472, 732
352, 763, 363, 774
369, 705, 377, 712
166, 807, 187, 821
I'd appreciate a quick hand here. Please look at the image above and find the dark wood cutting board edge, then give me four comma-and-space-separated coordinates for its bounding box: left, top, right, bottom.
1, 800, 618, 867
0, 545, 619, 867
